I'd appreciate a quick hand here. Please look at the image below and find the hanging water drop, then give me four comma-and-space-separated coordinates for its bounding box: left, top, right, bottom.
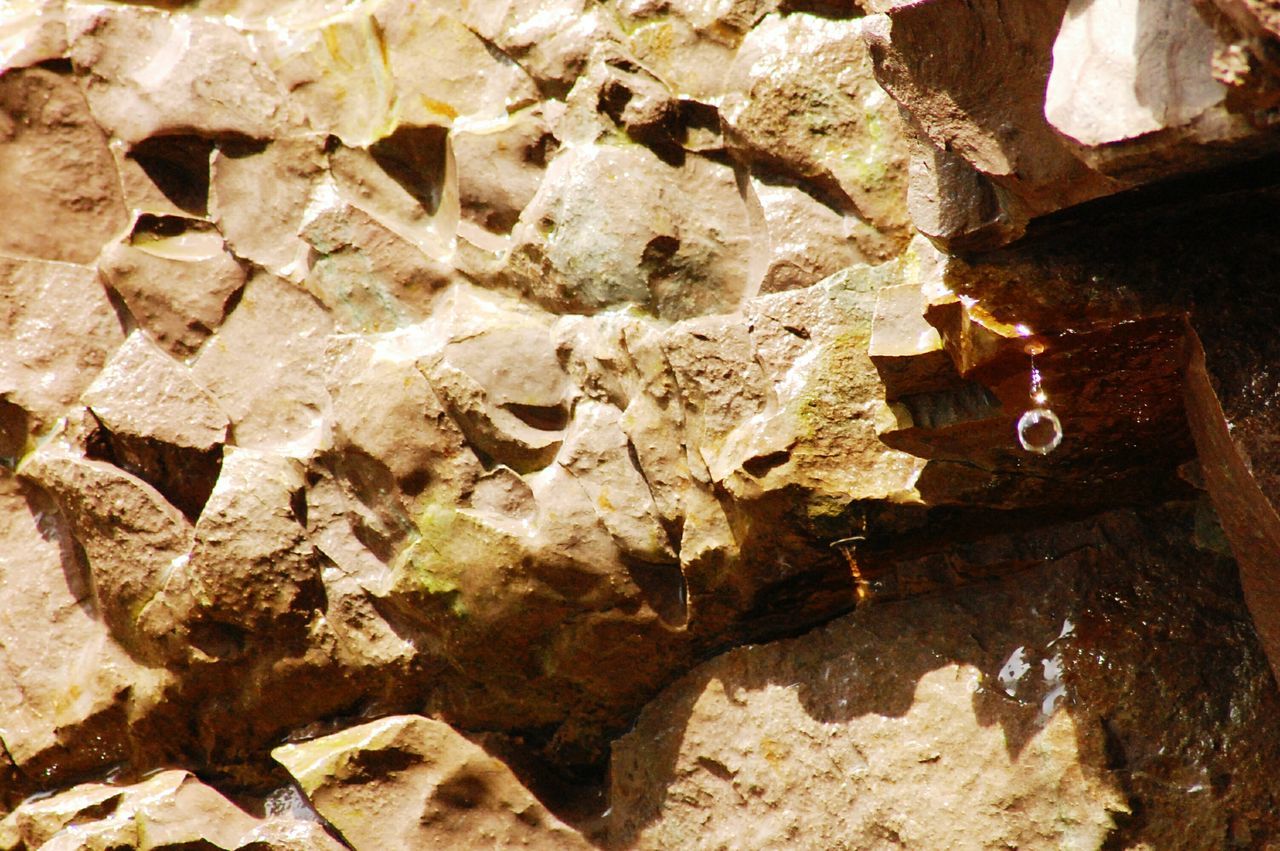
1017, 340, 1063, 455
1018, 407, 1063, 454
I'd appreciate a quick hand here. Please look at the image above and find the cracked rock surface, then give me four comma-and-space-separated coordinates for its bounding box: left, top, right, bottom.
2, 0, 1280, 848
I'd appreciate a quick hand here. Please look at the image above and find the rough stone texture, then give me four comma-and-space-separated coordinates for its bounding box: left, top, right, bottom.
0, 769, 342, 851
0, 256, 124, 456
273, 715, 593, 850
0, 472, 163, 788
722, 14, 911, 240
3, 0, 1280, 847
612, 504, 1280, 850
98, 224, 247, 360
81, 331, 228, 520
191, 270, 333, 455
509, 142, 756, 318
0, 67, 128, 264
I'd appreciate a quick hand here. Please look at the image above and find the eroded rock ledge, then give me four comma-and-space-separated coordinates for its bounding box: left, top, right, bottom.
2, 0, 1279, 848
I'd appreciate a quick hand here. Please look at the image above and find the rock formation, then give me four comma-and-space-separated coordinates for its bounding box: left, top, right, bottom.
1, 0, 1279, 848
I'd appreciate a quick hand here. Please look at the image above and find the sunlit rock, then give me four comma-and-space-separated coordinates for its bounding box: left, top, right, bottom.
273, 715, 593, 850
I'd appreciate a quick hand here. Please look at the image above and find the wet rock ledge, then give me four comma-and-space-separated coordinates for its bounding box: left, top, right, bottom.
2, 0, 1280, 848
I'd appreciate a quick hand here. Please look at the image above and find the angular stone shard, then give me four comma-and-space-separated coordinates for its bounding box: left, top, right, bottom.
99, 222, 247, 361
82, 330, 229, 520
558, 399, 676, 565
419, 286, 572, 473
457, 0, 622, 95
721, 14, 911, 240
302, 200, 455, 333
191, 271, 333, 455
0, 472, 160, 787
0, 256, 124, 455
749, 177, 892, 295
272, 715, 593, 850
509, 143, 755, 318
1044, 0, 1280, 182
0, 67, 128, 264
67, 6, 293, 144
454, 105, 558, 234
210, 136, 326, 282
187, 447, 318, 639
863, 0, 1120, 248
258, 2, 537, 147
19, 446, 195, 661
0, 769, 338, 851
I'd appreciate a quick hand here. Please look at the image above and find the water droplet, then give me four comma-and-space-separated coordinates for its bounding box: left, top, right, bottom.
1018, 407, 1063, 454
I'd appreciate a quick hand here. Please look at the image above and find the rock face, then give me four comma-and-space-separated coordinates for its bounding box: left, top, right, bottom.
2, 0, 1280, 848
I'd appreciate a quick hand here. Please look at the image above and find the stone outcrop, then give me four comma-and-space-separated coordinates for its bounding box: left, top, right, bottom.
2, 0, 1279, 848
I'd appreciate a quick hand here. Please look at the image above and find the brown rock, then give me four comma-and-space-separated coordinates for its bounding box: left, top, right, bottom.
611, 504, 1280, 850
187, 447, 318, 639
558, 399, 677, 565
272, 715, 593, 850
418, 286, 571, 473
0, 67, 128, 264
454, 105, 558, 234
457, 0, 622, 95
301, 199, 455, 333
509, 143, 755, 318
191, 271, 333, 454
81, 331, 228, 520
67, 6, 293, 145
0, 3, 67, 73
210, 135, 326, 282
1044, 0, 1280, 182
722, 13, 911, 238
19, 446, 195, 661
98, 222, 246, 361
863, 0, 1120, 248
1, 769, 328, 850
258, 3, 536, 147
327, 132, 459, 262
0, 255, 124, 453
748, 177, 891, 295
0, 472, 160, 788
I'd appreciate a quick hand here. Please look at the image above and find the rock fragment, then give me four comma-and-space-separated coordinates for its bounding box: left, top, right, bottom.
273, 715, 593, 850
0, 67, 128, 263
81, 330, 229, 520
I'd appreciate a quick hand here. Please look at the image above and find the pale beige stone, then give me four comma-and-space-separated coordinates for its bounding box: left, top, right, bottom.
188, 447, 317, 634
509, 143, 755, 318
722, 14, 911, 236
558, 399, 676, 564
273, 715, 593, 850
0, 256, 124, 446
749, 177, 892, 295
0, 1, 68, 73
0, 67, 128, 264
0, 473, 161, 781
1047, 0, 1226, 147
67, 6, 294, 145
210, 136, 326, 282
81, 330, 228, 519
99, 227, 246, 360
258, 2, 537, 147
192, 271, 333, 455
4, 770, 318, 851
457, 0, 622, 94
18, 446, 195, 659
